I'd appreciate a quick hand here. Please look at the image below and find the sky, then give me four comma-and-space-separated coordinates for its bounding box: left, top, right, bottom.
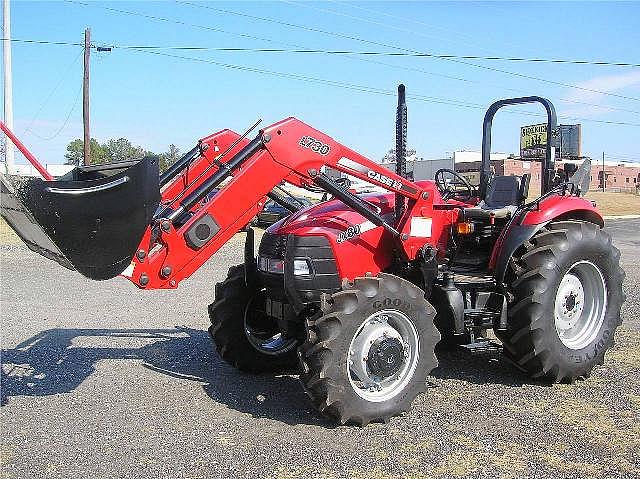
3, 0, 640, 166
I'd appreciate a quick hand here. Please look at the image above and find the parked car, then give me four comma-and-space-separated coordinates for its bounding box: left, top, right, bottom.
255, 197, 313, 226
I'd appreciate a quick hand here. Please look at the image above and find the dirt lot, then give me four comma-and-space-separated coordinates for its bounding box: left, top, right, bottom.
1, 219, 639, 479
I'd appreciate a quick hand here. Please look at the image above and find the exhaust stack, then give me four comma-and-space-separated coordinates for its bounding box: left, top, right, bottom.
395, 84, 408, 222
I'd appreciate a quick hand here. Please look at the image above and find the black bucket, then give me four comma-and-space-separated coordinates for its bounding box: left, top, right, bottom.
1, 157, 160, 280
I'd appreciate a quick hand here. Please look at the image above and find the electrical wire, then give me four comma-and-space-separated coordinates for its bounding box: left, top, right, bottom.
6, 40, 640, 118
63, 1, 302, 48
60, 0, 640, 112
604, 154, 640, 162
173, 3, 640, 113
0, 38, 82, 46
22, 48, 83, 136
328, 0, 485, 46
6, 37, 638, 68
127, 47, 640, 127
25, 83, 83, 141
101, 44, 640, 68
175, 2, 640, 68
280, 0, 640, 102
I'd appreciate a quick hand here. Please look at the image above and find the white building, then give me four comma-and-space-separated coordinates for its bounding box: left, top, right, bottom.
12, 163, 74, 178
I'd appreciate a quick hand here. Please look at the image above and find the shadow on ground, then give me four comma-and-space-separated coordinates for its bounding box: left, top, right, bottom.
1, 326, 532, 424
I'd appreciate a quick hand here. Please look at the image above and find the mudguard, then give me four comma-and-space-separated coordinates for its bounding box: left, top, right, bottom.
490, 194, 604, 284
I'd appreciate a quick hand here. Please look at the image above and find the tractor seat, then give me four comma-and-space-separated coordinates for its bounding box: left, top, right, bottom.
464, 174, 529, 220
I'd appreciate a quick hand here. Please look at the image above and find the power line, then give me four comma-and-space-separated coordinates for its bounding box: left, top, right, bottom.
127, 47, 640, 127
294, 0, 640, 68
22, 48, 83, 136
171, 4, 640, 114
5, 36, 640, 70
6, 35, 640, 117
329, 0, 486, 47
101, 44, 640, 68
120, 45, 640, 116
25, 83, 83, 141
61, 0, 640, 113
0, 38, 82, 47
63, 0, 302, 48
280, 0, 640, 102
604, 154, 640, 162
176, 2, 639, 68
174, 3, 640, 112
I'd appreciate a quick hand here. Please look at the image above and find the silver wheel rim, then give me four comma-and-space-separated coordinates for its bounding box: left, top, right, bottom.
244, 295, 298, 356
347, 309, 420, 403
554, 260, 607, 350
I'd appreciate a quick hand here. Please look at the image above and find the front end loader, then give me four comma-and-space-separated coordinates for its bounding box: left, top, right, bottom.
1, 86, 624, 425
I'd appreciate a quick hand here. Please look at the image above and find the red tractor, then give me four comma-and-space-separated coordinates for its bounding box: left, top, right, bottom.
1, 86, 624, 425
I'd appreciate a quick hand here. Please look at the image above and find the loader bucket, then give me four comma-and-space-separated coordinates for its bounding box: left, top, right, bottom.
1, 157, 160, 280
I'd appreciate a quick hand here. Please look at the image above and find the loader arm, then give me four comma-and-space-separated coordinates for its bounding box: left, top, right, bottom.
129, 117, 433, 290
159, 129, 249, 204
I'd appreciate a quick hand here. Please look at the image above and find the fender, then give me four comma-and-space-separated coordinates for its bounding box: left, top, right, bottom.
519, 195, 603, 228
490, 194, 604, 284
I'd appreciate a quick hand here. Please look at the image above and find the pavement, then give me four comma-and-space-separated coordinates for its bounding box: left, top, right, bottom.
1, 218, 639, 479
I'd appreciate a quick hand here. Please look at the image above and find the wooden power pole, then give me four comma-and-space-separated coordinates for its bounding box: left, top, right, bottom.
83, 28, 91, 165
602, 152, 605, 192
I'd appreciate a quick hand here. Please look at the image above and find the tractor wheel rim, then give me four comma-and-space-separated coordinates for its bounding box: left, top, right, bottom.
553, 260, 607, 350
244, 294, 298, 356
346, 309, 420, 403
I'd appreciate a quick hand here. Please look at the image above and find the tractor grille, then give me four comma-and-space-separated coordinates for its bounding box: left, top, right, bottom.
259, 232, 288, 259
284, 234, 341, 307
257, 232, 341, 309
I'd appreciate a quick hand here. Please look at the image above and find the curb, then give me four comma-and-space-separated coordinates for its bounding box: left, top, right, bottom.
604, 214, 640, 220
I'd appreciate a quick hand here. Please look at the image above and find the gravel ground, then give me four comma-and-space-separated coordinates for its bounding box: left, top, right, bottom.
1, 219, 639, 479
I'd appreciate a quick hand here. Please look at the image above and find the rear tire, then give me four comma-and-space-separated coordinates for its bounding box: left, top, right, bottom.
208, 264, 299, 373
298, 274, 439, 425
500, 221, 625, 382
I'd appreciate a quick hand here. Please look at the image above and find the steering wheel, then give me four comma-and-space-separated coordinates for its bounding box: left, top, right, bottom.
434, 168, 474, 201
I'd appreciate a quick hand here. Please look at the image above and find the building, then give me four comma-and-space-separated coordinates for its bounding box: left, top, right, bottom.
591, 161, 640, 192
12, 164, 74, 178
382, 158, 454, 182
453, 151, 510, 185
454, 151, 640, 193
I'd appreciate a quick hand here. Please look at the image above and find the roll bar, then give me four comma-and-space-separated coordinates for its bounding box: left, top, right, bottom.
480, 96, 557, 198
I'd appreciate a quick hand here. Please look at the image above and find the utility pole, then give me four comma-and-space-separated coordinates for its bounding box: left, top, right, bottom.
83, 28, 91, 165
558, 125, 563, 161
3, 0, 15, 174
602, 152, 605, 192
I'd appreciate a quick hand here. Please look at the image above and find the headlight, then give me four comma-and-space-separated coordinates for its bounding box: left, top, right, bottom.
257, 255, 285, 274
293, 258, 311, 276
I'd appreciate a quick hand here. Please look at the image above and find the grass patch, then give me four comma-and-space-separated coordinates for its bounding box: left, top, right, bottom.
0, 218, 20, 245
585, 191, 640, 216
528, 188, 640, 216
606, 328, 640, 371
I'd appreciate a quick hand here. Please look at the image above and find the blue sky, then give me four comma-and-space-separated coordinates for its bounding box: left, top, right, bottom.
4, 0, 640, 165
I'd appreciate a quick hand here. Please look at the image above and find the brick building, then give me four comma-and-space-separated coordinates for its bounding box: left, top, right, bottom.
454, 151, 640, 193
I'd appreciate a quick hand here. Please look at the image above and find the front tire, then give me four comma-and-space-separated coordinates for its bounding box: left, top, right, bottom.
208, 264, 299, 373
500, 221, 625, 382
299, 274, 439, 425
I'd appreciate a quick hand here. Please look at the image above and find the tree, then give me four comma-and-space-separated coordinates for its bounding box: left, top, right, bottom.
64, 137, 159, 168
105, 138, 147, 163
159, 144, 180, 173
64, 138, 107, 166
382, 148, 418, 163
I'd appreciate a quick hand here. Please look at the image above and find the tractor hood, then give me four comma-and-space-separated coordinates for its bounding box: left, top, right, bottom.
267, 193, 394, 243
267, 180, 438, 238
268, 191, 397, 237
